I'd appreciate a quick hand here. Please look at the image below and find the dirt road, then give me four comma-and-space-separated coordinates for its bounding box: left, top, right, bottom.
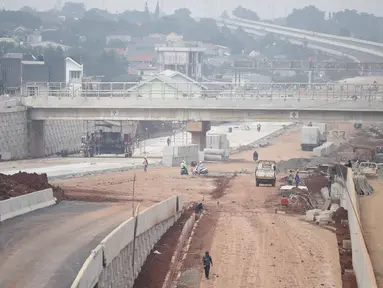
360, 179, 383, 287
0, 201, 138, 288
178, 130, 342, 288
197, 176, 341, 288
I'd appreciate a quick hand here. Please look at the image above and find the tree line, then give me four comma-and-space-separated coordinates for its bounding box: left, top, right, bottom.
285, 5, 383, 42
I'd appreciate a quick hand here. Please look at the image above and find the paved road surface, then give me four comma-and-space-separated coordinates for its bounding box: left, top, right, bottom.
0, 201, 134, 288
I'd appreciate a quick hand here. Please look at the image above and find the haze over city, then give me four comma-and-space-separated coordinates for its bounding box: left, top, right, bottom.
1, 0, 383, 18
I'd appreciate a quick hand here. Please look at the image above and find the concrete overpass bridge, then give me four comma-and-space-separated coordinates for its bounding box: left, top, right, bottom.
22, 81, 383, 123
20, 81, 383, 157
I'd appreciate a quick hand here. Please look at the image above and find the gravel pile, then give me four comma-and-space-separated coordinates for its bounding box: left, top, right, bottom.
278, 157, 337, 172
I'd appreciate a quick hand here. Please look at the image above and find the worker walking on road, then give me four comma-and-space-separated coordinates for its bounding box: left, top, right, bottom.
202, 251, 213, 279
295, 169, 300, 187
143, 157, 148, 172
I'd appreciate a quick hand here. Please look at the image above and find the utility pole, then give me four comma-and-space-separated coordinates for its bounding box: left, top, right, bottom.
132, 174, 136, 217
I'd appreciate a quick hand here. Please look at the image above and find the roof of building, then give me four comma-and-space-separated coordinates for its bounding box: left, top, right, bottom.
128, 53, 154, 62
159, 70, 208, 89
66, 56, 82, 66
127, 70, 207, 94
3, 53, 23, 59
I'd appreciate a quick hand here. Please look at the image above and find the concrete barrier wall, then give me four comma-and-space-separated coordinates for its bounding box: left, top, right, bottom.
70, 245, 103, 288
0, 188, 57, 221
345, 169, 377, 288
162, 145, 199, 166
71, 195, 183, 288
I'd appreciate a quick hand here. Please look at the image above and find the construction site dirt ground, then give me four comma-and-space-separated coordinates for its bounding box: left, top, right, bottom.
359, 179, 383, 287
50, 128, 342, 288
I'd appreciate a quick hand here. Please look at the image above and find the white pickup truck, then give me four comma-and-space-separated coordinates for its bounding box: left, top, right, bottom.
255, 160, 277, 187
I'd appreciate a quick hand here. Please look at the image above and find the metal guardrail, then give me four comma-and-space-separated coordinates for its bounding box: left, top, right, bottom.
233, 60, 383, 71
22, 82, 383, 101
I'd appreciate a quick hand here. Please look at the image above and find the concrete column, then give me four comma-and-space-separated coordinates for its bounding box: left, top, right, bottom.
28, 120, 45, 158
191, 132, 207, 151
186, 121, 210, 151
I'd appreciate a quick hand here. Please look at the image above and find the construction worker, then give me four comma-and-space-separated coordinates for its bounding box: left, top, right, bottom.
143, 157, 148, 172
281, 196, 288, 207
202, 251, 213, 279
345, 160, 352, 168
287, 170, 294, 185
295, 169, 300, 187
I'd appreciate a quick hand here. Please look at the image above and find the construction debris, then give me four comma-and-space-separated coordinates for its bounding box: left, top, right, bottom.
278, 157, 337, 172
353, 175, 374, 195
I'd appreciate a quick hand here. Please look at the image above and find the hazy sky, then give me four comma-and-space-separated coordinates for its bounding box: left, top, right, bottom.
2, 0, 383, 18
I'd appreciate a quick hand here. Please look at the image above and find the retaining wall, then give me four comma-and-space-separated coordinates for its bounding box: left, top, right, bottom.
71, 195, 183, 288
0, 105, 137, 159
0, 188, 57, 221
344, 169, 377, 288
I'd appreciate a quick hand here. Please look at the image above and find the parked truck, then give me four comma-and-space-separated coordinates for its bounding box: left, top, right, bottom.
312, 122, 328, 144
81, 130, 135, 157
255, 160, 277, 187
301, 126, 320, 151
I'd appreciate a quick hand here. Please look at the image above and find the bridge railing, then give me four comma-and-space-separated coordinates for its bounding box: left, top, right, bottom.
233, 60, 383, 71
21, 81, 383, 101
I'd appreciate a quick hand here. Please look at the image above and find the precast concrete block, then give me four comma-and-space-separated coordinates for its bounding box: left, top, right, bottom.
206, 134, 222, 149
305, 209, 321, 221
330, 203, 340, 212
343, 239, 352, 250
204, 154, 223, 161
321, 187, 330, 200
0, 188, 56, 221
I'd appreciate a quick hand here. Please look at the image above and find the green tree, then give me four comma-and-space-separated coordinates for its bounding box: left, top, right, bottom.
61, 2, 86, 18
286, 6, 326, 32
232, 6, 260, 21
0, 10, 42, 31
154, 1, 160, 19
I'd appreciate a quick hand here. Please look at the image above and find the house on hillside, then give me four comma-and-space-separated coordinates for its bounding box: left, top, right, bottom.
128, 63, 157, 80
106, 34, 132, 44
166, 33, 183, 42
128, 53, 155, 66
126, 70, 207, 98
0, 53, 85, 96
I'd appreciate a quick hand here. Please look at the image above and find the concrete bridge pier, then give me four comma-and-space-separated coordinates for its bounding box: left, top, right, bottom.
186, 121, 211, 151
28, 120, 45, 158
